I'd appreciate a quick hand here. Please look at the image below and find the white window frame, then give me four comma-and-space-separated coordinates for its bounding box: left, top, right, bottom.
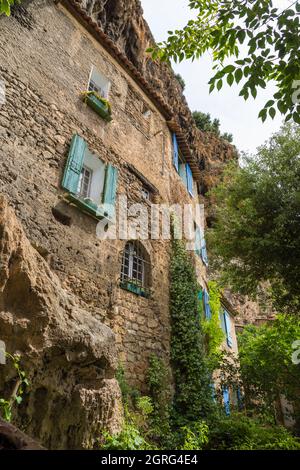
87, 66, 111, 99
77, 165, 93, 199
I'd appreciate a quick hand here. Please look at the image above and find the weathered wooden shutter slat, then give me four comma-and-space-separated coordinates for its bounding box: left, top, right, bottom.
102, 164, 118, 220
201, 233, 209, 266
186, 163, 193, 196
195, 227, 202, 257
173, 133, 179, 171
203, 289, 212, 320
223, 387, 231, 416
62, 134, 87, 194
224, 310, 233, 348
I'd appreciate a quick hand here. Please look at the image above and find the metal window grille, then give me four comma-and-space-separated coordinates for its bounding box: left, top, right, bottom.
121, 242, 150, 288
77, 165, 93, 198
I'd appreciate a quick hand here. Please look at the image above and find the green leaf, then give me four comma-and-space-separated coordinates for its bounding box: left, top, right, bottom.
269, 107, 276, 119
293, 112, 300, 124
235, 69, 243, 84
227, 73, 234, 86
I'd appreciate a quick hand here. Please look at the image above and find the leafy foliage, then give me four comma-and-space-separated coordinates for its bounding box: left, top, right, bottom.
208, 123, 300, 313
180, 421, 209, 450
170, 238, 215, 423
147, 0, 300, 123
207, 413, 300, 450
175, 73, 186, 90
202, 281, 224, 364
192, 111, 233, 142
146, 355, 171, 443
0, 0, 19, 16
101, 404, 152, 450
238, 315, 300, 427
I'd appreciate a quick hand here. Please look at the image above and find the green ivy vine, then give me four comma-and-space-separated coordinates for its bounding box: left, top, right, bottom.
170, 237, 215, 424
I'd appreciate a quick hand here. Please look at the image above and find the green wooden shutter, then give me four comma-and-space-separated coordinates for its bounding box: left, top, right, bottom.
62, 135, 87, 194
102, 164, 118, 220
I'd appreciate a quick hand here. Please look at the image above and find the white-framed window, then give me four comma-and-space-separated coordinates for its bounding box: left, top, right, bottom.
78, 149, 106, 204
62, 134, 118, 221
88, 66, 111, 99
77, 165, 93, 199
121, 241, 150, 289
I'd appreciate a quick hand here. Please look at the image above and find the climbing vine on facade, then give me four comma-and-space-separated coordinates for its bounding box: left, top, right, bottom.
170, 237, 215, 423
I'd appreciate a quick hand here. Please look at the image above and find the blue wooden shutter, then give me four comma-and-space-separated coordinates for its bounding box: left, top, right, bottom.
224, 310, 233, 348
201, 233, 209, 266
219, 310, 226, 334
62, 134, 86, 194
186, 163, 194, 196
102, 164, 118, 220
195, 227, 202, 257
173, 133, 179, 171
223, 387, 231, 416
203, 289, 212, 320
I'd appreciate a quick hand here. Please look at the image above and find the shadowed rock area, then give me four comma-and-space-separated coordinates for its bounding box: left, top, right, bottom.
0, 195, 122, 449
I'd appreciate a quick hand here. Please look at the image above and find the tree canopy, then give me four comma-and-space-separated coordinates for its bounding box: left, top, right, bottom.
208, 123, 300, 313
192, 110, 233, 142
148, 0, 300, 124
238, 315, 300, 427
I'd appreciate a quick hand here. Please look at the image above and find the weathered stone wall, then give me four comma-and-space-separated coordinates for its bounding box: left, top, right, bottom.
0, 1, 181, 391
0, 0, 238, 448
0, 195, 123, 449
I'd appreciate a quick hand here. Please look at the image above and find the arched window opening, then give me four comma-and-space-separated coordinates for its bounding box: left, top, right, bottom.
120, 241, 151, 297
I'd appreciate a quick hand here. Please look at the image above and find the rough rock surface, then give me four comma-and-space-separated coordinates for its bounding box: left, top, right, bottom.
0, 418, 45, 449
0, 195, 122, 449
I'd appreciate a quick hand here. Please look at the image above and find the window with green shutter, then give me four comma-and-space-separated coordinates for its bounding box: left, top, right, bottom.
62, 134, 87, 194
62, 135, 118, 221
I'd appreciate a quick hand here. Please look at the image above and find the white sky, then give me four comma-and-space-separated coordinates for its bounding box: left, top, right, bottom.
141, 0, 289, 154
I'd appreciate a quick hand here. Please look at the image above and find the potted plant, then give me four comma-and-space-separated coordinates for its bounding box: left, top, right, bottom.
82, 91, 112, 122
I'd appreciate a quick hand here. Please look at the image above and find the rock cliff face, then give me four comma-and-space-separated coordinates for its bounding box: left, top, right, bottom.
79, 0, 237, 192
0, 196, 122, 449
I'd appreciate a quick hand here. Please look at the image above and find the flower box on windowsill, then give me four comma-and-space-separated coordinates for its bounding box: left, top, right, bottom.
66, 193, 115, 223
120, 281, 149, 298
83, 91, 112, 122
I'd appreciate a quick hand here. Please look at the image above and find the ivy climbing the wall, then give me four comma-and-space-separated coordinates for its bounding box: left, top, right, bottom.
170, 237, 215, 424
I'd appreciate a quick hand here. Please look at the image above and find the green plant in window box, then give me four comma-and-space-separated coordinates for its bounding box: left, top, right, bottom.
81, 91, 112, 122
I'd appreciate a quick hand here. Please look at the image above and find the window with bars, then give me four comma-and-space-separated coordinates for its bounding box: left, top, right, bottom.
120, 241, 151, 296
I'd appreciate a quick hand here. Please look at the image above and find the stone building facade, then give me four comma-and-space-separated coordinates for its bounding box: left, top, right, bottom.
0, 0, 238, 448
